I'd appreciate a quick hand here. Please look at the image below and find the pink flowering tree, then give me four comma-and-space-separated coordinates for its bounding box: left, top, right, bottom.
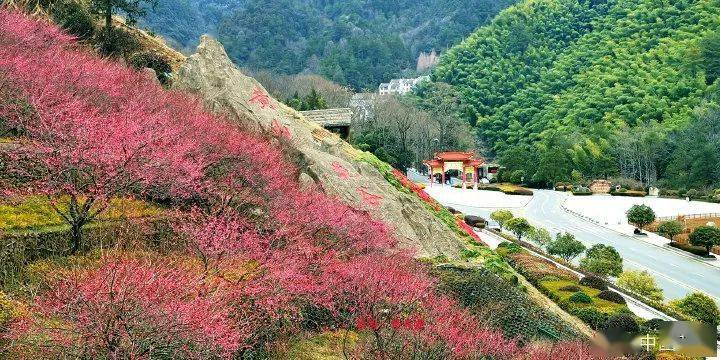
6, 256, 244, 359
0, 11, 604, 360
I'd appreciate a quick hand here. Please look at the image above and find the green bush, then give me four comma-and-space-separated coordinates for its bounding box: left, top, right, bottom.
464, 215, 486, 228
508, 170, 524, 184
597, 290, 626, 304
670, 292, 720, 324
51, 1, 95, 40
579, 275, 607, 290
572, 186, 592, 195
568, 307, 608, 330
669, 242, 716, 258
569, 291, 593, 304
496, 241, 523, 256
95, 28, 140, 57
559, 284, 581, 292
656, 220, 683, 242
602, 313, 640, 343
460, 249, 480, 259
579, 244, 623, 277
506, 188, 534, 196
129, 52, 173, 84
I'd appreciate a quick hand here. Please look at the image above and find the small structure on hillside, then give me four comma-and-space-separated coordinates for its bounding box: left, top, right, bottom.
378, 76, 430, 96
648, 186, 660, 197
424, 151, 491, 187
589, 179, 611, 194
300, 108, 353, 139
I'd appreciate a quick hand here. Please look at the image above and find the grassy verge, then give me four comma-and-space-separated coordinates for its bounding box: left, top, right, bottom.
0, 195, 164, 232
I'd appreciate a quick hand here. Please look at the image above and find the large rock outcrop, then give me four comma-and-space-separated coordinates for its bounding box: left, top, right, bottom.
172, 36, 466, 258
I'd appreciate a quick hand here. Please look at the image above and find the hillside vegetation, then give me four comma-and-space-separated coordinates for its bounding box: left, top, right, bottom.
0, 9, 599, 359
141, 0, 517, 89
434, 0, 720, 188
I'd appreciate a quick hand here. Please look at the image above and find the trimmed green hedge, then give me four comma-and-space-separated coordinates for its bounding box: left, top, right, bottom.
669, 242, 716, 258
569, 291, 593, 304
609, 190, 646, 197
597, 290, 626, 304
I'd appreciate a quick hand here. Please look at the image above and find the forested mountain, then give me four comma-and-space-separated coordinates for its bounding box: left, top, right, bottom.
140, 0, 516, 89
433, 0, 720, 188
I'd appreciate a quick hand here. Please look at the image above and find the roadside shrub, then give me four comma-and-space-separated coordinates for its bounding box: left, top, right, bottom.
611, 189, 647, 197
479, 185, 503, 192
572, 186, 592, 196
559, 285, 581, 292
579, 275, 607, 290
617, 270, 664, 302
129, 51, 173, 84
656, 220, 683, 242
603, 313, 639, 334
669, 242, 716, 258
670, 292, 720, 324
506, 188, 534, 196
568, 307, 607, 330
579, 244, 623, 277
496, 241, 522, 255
597, 290, 626, 304
568, 291, 593, 304
509, 170, 524, 184
685, 189, 699, 198
464, 215, 486, 228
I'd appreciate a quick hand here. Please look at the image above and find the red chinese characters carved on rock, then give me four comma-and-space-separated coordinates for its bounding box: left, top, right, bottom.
249, 87, 275, 109
357, 186, 383, 208
331, 161, 351, 180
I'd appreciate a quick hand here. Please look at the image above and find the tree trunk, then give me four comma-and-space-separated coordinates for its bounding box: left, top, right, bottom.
71, 221, 83, 254
105, 1, 113, 33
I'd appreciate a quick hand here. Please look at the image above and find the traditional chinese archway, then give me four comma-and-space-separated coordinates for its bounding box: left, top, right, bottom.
423, 151, 484, 188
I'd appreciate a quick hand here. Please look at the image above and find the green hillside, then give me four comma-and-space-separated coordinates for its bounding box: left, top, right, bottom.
434, 0, 720, 188
140, 0, 517, 90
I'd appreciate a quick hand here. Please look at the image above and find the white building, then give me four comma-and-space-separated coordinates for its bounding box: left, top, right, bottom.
378, 76, 430, 96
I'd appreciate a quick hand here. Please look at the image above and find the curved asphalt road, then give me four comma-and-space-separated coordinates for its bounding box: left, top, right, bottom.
523, 190, 720, 301
425, 184, 720, 301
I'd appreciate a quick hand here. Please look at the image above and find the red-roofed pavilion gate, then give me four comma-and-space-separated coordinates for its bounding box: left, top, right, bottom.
423, 152, 484, 188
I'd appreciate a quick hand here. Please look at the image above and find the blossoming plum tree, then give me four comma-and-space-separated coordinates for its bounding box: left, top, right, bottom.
0, 10, 605, 359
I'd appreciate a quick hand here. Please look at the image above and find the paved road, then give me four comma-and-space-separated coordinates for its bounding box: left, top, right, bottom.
424, 184, 720, 301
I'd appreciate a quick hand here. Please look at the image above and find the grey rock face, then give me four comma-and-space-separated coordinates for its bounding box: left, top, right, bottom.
173, 36, 465, 258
